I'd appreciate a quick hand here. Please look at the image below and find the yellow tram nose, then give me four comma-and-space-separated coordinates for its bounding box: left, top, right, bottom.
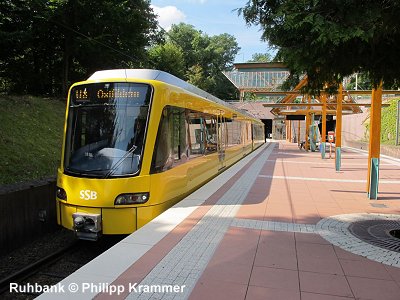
56, 170, 151, 239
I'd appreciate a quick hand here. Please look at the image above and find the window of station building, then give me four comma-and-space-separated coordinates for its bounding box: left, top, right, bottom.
151, 106, 188, 173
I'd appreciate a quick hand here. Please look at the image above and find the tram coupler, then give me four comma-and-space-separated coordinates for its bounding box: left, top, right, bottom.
72, 213, 102, 241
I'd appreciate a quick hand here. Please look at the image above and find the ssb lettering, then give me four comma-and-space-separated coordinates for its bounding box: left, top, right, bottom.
80, 190, 98, 200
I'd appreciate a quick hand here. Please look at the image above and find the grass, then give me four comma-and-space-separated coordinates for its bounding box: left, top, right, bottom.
381, 140, 397, 146
0, 95, 66, 185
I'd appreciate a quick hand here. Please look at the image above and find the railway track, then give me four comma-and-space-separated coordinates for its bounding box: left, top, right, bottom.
0, 233, 125, 299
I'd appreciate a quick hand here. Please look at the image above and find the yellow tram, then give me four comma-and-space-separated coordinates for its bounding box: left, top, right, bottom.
56, 69, 265, 240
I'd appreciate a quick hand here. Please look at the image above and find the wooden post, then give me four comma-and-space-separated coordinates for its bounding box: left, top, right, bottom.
298, 120, 301, 145
240, 90, 245, 101
335, 84, 343, 171
305, 96, 311, 151
310, 113, 316, 152
367, 84, 383, 199
285, 120, 289, 141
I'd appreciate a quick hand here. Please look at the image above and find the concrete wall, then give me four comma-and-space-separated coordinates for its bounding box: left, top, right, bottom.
343, 140, 400, 159
342, 109, 369, 142
0, 177, 58, 255
341, 107, 400, 159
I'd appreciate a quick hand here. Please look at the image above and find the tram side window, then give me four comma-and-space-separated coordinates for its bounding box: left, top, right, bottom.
171, 108, 188, 162
204, 116, 217, 154
226, 118, 233, 147
246, 122, 252, 143
188, 112, 204, 156
253, 124, 265, 142
242, 121, 249, 144
151, 106, 188, 173
187, 112, 217, 156
227, 119, 242, 147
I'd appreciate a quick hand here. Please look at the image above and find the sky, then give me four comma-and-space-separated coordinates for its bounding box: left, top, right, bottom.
150, 0, 274, 63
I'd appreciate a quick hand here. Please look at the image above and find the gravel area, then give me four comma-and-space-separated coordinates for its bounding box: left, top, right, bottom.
0, 228, 125, 299
0, 228, 75, 281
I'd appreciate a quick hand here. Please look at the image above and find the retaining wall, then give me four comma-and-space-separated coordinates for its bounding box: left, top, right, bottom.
0, 177, 58, 255
343, 140, 400, 159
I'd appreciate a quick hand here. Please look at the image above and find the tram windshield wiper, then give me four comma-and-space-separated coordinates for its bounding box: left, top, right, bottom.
103, 145, 137, 179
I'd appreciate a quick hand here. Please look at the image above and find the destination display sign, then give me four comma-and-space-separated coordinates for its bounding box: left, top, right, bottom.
70, 83, 151, 105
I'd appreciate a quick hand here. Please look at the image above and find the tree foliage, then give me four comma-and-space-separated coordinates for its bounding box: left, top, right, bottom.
148, 23, 240, 99
148, 42, 186, 78
345, 73, 371, 90
380, 98, 399, 142
2, 2, 240, 100
0, 0, 159, 95
247, 52, 272, 63
239, 0, 400, 94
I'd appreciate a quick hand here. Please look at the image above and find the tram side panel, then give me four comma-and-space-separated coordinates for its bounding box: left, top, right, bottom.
143, 103, 221, 228
141, 100, 259, 229
138, 89, 220, 228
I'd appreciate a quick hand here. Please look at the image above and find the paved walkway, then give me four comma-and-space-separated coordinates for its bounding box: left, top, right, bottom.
38, 141, 400, 300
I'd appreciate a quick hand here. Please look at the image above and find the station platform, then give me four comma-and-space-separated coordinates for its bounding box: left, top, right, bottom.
39, 141, 400, 300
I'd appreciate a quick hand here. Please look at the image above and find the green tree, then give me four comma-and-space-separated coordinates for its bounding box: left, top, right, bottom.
186, 65, 214, 92
163, 23, 240, 99
0, 0, 63, 94
247, 53, 272, 63
345, 73, 371, 90
168, 23, 203, 71
239, 0, 400, 93
0, 0, 160, 95
380, 98, 400, 143
147, 42, 185, 78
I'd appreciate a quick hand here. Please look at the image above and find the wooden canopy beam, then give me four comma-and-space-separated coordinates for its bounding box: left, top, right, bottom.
263, 103, 390, 107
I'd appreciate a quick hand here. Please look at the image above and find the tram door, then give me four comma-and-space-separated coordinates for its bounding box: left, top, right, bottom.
217, 114, 226, 170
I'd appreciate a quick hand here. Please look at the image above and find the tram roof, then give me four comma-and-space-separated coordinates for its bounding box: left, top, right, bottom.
88, 69, 258, 120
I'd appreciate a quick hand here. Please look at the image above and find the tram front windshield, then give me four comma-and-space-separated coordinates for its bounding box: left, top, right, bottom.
64, 82, 152, 177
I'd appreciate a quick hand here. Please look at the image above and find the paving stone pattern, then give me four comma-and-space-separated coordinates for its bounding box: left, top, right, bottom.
126, 144, 276, 300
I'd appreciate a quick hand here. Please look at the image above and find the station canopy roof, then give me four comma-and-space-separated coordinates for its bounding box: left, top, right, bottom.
223, 64, 365, 117
223, 62, 290, 92
266, 76, 363, 116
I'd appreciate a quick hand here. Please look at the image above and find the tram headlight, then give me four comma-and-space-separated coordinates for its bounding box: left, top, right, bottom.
114, 193, 149, 205
56, 187, 67, 201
